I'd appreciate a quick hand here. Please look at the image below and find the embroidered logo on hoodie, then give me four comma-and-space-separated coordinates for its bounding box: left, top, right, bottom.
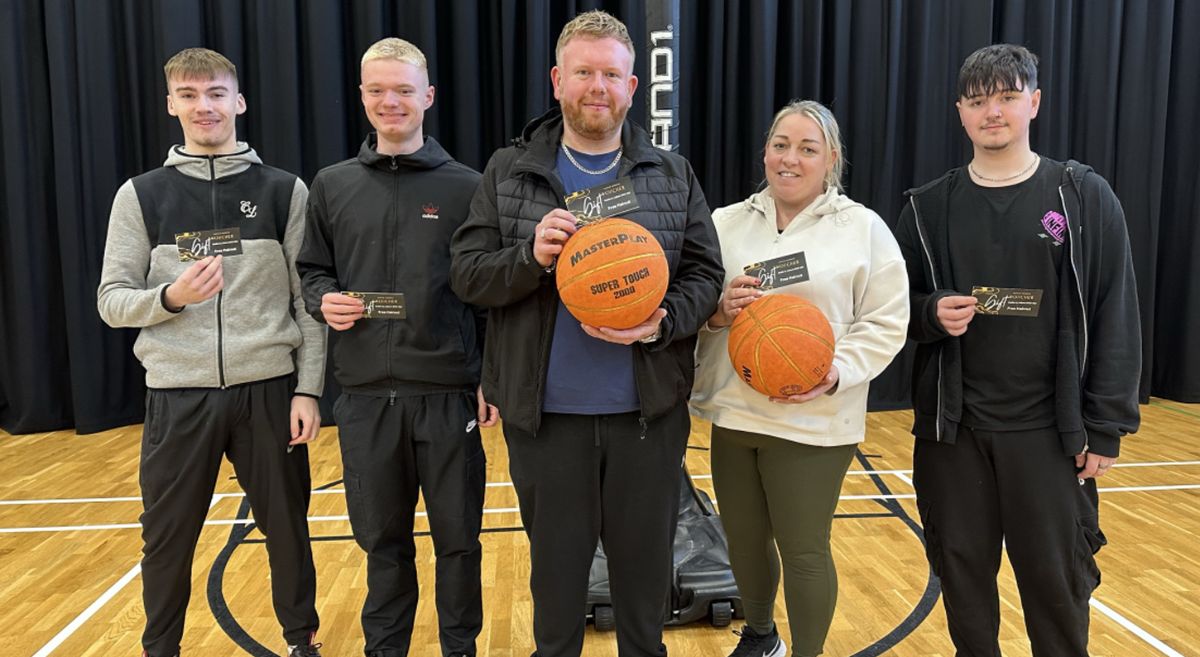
239, 200, 258, 219
422, 203, 439, 220
1039, 210, 1066, 246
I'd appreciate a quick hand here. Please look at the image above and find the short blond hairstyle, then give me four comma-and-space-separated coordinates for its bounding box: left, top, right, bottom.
361, 37, 427, 69
555, 10, 635, 68
766, 100, 845, 192
164, 48, 237, 86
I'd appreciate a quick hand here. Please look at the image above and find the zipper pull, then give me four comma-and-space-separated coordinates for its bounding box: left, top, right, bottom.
638, 416, 648, 440
390, 156, 398, 171
388, 390, 397, 406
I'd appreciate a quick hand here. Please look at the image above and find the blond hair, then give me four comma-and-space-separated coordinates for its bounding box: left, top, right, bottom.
361, 37, 428, 69
766, 100, 845, 192
164, 48, 237, 86
555, 10, 635, 67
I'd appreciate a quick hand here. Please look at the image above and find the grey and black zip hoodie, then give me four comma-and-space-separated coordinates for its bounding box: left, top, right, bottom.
894, 160, 1140, 457
97, 144, 326, 396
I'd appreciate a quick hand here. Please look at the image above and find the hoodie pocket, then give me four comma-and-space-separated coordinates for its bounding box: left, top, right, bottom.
1072, 514, 1106, 599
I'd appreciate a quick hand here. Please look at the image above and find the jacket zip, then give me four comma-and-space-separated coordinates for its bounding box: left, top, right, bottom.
385, 155, 399, 394
210, 156, 227, 388
1058, 174, 1089, 375
524, 161, 567, 436
909, 196, 943, 441
1059, 171, 1090, 452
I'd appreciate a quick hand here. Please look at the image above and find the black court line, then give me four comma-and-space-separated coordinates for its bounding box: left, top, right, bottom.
210, 467, 935, 655
207, 495, 275, 656
206, 478, 346, 655
238, 512, 900, 545
848, 449, 941, 657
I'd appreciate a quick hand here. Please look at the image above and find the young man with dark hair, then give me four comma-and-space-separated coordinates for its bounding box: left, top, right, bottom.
894, 43, 1141, 656
97, 47, 325, 657
450, 10, 723, 657
297, 38, 495, 657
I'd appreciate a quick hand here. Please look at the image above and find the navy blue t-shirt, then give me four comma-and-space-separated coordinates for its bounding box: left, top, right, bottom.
543, 145, 640, 414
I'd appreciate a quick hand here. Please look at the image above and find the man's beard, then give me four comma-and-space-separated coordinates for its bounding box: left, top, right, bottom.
561, 97, 628, 140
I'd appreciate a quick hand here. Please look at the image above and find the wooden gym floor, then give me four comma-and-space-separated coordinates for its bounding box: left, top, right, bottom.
1, 400, 1197, 657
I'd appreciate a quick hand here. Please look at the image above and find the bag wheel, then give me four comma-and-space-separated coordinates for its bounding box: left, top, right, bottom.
594, 604, 615, 631
710, 600, 733, 627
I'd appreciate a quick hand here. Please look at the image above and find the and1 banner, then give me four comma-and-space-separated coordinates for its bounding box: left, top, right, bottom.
645, 0, 679, 152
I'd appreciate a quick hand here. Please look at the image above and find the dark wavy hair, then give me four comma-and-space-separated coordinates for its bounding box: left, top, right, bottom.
957, 44, 1039, 99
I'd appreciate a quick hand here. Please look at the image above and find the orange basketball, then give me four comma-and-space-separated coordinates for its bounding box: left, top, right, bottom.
727, 294, 835, 397
556, 218, 669, 329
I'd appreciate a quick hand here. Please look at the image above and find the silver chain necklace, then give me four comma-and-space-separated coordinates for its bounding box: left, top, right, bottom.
561, 143, 623, 175
969, 154, 1039, 182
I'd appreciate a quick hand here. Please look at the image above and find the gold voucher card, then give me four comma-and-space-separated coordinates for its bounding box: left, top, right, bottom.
344, 292, 407, 319
175, 227, 243, 261
742, 252, 810, 290
971, 286, 1043, 317
565, 177, 639, 225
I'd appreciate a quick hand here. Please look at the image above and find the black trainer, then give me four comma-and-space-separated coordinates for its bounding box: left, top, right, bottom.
286, 633, 322, 657
728, 624, 786, 657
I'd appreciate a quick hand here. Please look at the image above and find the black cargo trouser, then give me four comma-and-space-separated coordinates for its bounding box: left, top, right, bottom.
334, 389, 486, 657
504, 404, 691, 657
139, 376, 318, 657
914, 425, 1105, 657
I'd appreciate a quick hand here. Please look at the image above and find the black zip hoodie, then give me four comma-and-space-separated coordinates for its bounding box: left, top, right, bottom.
298, 135, 484, 394
894, 160, 1140, 457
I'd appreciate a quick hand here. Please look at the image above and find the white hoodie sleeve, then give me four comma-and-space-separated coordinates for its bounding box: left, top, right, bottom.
830, 212, 910, 391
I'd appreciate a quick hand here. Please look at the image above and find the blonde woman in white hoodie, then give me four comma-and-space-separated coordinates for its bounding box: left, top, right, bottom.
690, 100, 909, 657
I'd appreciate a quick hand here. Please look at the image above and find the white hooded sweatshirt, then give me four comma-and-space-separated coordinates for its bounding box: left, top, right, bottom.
690, 186, 909, 446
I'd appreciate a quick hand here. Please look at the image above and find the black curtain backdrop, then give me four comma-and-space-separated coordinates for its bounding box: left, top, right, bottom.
1, 0, 1196, 434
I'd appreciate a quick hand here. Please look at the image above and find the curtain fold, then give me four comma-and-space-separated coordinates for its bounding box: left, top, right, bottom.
1, 0, 1195, 433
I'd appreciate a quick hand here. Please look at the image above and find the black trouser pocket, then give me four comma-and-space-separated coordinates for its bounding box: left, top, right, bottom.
917, 499, 944, 578
1072, 514, 1106, 599
143, 392, 167, 447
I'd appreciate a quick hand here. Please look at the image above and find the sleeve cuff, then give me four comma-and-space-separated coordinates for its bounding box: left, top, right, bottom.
1085, 429, 1121, 458
159, 285, 184, 313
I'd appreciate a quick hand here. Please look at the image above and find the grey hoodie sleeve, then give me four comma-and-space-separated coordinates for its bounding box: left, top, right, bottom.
97, 180, 181, 328
284, 178, 328, 397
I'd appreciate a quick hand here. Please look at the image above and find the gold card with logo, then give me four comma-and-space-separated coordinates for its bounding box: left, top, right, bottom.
344, 292, 406, 319
565, 177, 640, 225
175, 227, 243, 261
742, 252, 810, 290
971, 286, 1043, 317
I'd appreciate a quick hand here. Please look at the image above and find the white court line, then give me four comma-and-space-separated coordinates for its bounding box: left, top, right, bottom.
31, 563, 142, 657
871, 466, 1189, 656
5, 460, 1198, 507
7, 485, 1200, 535
29, 495, 222, 657
1090, 597, 1186, 657
1, 508, 525, 534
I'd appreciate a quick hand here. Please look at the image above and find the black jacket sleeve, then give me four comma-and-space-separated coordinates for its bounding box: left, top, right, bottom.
450, 154, 548, 308
895, 199, 953, 344
648, 163, 723, 348
1078, 173, 1142, 456
296, 174, 341, 324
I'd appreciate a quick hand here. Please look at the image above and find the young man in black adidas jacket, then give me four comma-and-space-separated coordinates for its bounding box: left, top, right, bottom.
97, 48, 325, 657
296, 38, 495, 657
894, 44, 1141, 656
450, 12, 722, 657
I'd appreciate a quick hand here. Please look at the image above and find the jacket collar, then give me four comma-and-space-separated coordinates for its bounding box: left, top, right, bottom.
511, 106, 664, 178
356, 133, 454, 171
165, 142, 260, 181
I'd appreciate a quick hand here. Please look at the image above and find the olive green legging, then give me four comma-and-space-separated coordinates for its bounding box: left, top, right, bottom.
711, 425, 857, 657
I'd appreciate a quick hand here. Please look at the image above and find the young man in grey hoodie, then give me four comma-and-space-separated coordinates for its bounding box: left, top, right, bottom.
97, 48, 326, 657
